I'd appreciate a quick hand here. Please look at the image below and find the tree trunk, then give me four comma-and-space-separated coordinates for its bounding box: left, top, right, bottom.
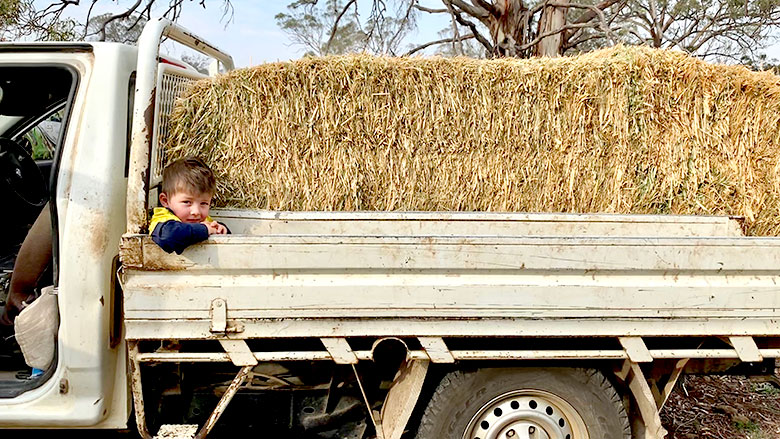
479, 0, 568, 58
536, 2, 566, 56
484, 0, 527, 57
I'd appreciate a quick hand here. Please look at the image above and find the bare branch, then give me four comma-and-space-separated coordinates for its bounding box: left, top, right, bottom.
449, 0, 490, 20
387, 0, 417, 54
520, 21, 594, 51
39, 0, 78, 18
414, 5, 448, 14
324, 0, 357, 54
546, 2, 619, 45
472, 0, 499, 18
443, 0, 462, 55
570, 0, 623, 25
82, 0, 98, 39
404, 33, 475, 56
443, 0, 494, 52
97, 0, 143, 41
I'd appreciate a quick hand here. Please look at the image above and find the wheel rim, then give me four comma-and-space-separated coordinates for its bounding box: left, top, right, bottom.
463, 389, 588, 439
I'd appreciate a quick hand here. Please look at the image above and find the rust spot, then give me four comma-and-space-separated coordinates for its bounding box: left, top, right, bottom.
127, 89, 156, 234
143, 89, 156, 145
120, 235, 145, 268
140, 237, 194, 271
88, 211, 109, 255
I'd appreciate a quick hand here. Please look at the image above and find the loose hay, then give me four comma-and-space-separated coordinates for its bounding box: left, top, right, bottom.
165, 46, 780, 235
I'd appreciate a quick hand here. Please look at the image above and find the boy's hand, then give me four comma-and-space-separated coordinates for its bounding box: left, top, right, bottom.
203, 220, 227, 235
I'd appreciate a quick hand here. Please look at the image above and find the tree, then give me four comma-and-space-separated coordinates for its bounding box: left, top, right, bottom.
614, 0, 780, 63
416, 0, 780, 60
413, 0, 629, 57
86, 13, 146, 43
276, 0, 625, 58
280, 0, 780, 62
275, 0, 417, 56
0, 0, 78, 41
0, 0, 232, 42
79, 0, 233, 41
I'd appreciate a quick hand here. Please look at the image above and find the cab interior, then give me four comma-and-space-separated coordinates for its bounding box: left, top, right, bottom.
0, 65, 75, 396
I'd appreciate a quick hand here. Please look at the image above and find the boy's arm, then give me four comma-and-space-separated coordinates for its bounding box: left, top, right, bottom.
151, 220, 210, 254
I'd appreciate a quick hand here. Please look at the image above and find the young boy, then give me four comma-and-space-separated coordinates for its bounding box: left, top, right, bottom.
149, 157, 228, 254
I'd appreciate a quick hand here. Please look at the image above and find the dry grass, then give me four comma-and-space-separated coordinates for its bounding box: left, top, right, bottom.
165, 46, 780, 235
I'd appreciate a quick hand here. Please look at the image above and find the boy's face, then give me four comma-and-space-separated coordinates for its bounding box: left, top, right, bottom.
160, 190, 213, 223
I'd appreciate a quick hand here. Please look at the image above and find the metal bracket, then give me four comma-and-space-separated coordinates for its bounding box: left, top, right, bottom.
352, 364, 384, 439
194, 365, 253, 439
210, 298, 227, 333
209, 298, 244, 334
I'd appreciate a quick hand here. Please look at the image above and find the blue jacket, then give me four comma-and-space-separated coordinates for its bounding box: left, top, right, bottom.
149, 208, 229, 254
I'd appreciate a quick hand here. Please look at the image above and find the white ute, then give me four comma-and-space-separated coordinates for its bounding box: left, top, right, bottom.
0, 18, 777, 439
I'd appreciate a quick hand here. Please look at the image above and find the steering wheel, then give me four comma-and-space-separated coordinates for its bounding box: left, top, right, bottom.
0, 137, 47, 208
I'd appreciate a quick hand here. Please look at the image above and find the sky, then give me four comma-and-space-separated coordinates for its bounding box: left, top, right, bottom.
59, 0, 780, 69
60, 0, 452, 68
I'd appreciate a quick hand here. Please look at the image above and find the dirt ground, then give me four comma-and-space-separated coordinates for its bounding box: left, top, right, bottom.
661, 374, 780, 439
2, 372, 779, 438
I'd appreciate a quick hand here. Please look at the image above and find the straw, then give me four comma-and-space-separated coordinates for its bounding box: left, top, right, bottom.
164, 46, 780, 235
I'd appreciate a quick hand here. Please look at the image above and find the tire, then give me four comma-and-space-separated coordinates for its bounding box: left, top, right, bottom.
415, 367, 630, 439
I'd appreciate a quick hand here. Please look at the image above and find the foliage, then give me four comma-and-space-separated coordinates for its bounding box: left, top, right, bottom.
734, 418, 760, 434
25, 128, 53, 160
275, 0, 416, 56
0, 0, 77, 41
0, 0, 21, 29
751, 382, 780, 396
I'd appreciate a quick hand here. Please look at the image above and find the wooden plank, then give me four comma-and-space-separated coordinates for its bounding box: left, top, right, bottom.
418, 337, 455, 363
659, 359, 689, 408
212, 209, 738, 223
615, 361, 668, 439
321, 338, 358, 364
380, 360, 429, 439
123, 234, 780, 272
729, 336, 763, 362
124, 281, 780, 320
210, 210, 741, 238
620, 337, 653, 362
218, 340, 258, 366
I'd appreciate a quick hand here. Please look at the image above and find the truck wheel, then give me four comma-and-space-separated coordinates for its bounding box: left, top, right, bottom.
415, 367, 630, 439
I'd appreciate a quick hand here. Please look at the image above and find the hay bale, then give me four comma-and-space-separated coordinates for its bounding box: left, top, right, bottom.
165, 46, 780, 235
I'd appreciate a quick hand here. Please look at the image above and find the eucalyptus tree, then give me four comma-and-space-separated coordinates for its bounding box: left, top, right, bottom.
279, 0, 780, 62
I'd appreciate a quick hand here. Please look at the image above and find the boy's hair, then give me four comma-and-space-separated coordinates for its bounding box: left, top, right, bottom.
161, 157, 216, 196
